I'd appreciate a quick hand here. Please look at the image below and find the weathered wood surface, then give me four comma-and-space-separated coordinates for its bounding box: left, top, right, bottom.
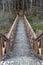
24, 15, 36, 39
7, 15, 19, 39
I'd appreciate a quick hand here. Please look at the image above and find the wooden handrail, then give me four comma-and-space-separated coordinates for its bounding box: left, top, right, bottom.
0, 34, 9, 62
35, 33, 43, 41
7, 15, 18, 39
34, 33, 43, 60
0, 33, 9, 41
24, 15, 36, 39
0, 15, 19, 62
24, 15, 43, 60
6, 15, 19, 54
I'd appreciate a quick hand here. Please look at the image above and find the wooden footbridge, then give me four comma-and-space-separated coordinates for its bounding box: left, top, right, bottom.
0, 15, 43, 64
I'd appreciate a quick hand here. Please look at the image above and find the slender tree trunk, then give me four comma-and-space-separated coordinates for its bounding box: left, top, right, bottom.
26, 0, 29, 14
30, 0, 32, 11
17, 0, 19, 14
23, 0, 24, 14
34, 0, 36, 16
40, 0, 41, 11
9, 2, 11, 12
2, 0, 5, 13
14, 0, 16, 16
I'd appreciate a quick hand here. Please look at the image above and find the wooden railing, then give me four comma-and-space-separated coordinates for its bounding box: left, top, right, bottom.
24, 15, 43, 60
7, 15, 18, 39
0, 33, 9, 62
24, 15, 36, 42
0, 15, 19, 62
33, 33, 43, 60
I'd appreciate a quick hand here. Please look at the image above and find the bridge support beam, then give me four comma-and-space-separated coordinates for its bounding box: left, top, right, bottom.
33, 40, 39, 54
41, 36, 43, 60
0, 37, 2, 62
5, 41, 10, 54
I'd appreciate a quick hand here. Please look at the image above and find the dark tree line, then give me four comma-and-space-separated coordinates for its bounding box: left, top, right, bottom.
0, 0, 43, 14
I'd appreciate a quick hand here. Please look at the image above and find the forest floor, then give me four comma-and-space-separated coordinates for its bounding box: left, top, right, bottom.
26, 14, 43, 37
0, 10, 15, 34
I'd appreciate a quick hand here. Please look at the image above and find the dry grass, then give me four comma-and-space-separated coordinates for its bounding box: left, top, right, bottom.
26, 14, 43, 36
0, 11, 15, 34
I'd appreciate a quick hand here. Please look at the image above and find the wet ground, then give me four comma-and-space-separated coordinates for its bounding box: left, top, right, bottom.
2, 18, 43, 65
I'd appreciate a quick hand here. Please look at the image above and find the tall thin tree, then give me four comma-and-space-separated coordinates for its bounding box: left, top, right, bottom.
2, 0, 5, 13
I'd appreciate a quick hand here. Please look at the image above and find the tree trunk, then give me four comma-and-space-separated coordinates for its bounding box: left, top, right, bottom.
26, 0, 29, 14
2, 0, 5, 13
30, 0, 32, 12
23, 0, 24, 14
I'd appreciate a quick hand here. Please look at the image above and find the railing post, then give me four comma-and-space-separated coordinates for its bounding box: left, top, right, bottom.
41, 36, 43, 60
0, 37, 2, 62
5, 41, 10, 54
32, 39, 35, 49
33, 40, 39, 54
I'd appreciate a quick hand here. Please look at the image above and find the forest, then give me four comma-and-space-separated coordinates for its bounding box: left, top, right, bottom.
0, 0, 43, 36
0, 0, 43, 15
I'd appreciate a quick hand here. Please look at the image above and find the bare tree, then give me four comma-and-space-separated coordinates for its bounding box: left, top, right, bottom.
30, 0, 32, 10
2, 0, 5, 13
23, 0, 24, 14
26, 0, 28, 10
8, 0, 11, 12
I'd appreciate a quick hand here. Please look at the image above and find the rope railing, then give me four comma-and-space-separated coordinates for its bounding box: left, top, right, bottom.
0, 15, 19, 62
24, 15, 43, 60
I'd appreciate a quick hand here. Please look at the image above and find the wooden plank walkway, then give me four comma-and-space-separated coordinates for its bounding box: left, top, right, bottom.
1, 18, 43, 65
